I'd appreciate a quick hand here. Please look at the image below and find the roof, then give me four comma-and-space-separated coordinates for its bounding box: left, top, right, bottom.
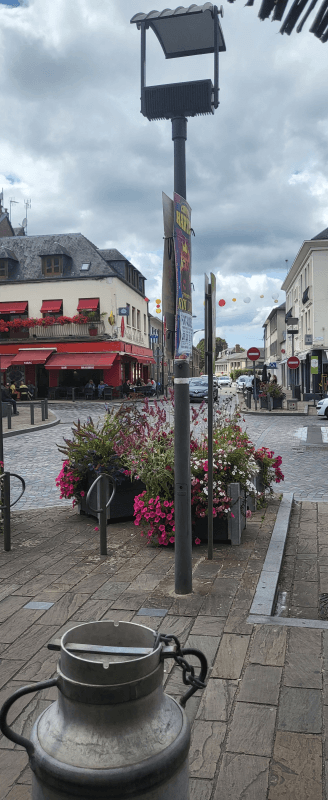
262, 301, 286, 325
0, 247, 18, 261
0, 233, 117, 283
311, 227, 328, 241
98, 248, 127, 262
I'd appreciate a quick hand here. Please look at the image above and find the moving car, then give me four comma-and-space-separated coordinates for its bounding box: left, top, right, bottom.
236, 375, 250, 390
317, 398, 328, 418
189, 376, 218, 402
217, 376, 232, 388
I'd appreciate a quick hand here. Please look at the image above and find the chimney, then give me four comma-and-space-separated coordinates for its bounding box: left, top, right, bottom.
235, 344, 241, 352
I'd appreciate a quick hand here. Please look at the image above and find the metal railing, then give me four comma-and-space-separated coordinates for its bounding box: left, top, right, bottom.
86, 474, 116, 555
28, 321, 106, 338
0, 472, 26, 550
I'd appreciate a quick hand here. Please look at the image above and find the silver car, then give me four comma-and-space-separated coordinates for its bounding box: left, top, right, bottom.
189, 377, 218, 402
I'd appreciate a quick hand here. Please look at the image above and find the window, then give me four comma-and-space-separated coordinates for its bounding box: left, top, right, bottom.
144, 314, 147, 334
80, 263, 90, 271
132, 307, 136, 328
126, 303, 130, 325
137, 310, 141, 330
0, 259, 8, 279
42, 255, 63, 276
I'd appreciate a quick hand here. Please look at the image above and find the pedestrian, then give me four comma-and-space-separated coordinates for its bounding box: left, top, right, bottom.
10, 381, 18, 401
1, 384, 18, 415
271, 375, 277, 384
27, 382, 35, 399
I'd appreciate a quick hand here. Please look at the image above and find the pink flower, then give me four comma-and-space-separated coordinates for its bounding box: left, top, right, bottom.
80, 491, 85, 497
169, 536, 175, 543
94, 526, 99, 531
246, 509, 252, 518
231, 513, 235, 518
195, 538, 201, 545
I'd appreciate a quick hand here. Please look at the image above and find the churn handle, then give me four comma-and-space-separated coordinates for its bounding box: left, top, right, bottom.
0, 678, 58, 755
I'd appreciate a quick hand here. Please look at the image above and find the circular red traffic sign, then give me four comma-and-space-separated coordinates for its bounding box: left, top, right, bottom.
287, 356, 300, 369
247, 347, 261, 362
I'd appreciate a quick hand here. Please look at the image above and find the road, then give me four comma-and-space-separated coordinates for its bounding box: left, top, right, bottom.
3, 396, 328, 510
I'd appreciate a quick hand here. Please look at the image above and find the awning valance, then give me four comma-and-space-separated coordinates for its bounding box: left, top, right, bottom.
40, 300, 63, 313
0, 302, 28, 315
138, 356, 156, 365
0, 355, 15, 371
11, 349, 56, 366
77, 298, 99, 311
45, 352, 117, 370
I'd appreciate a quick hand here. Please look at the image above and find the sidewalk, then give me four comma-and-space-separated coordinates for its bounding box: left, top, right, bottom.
2, 404, 59, 438
0, 497, 327, 799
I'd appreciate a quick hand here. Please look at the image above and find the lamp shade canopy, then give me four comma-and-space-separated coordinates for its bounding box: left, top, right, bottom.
131, 4, 226, 58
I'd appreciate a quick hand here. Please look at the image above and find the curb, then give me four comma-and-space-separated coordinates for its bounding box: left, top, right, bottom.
248, 491, 294, 617
242, 410, 309, 417
3, 414, 60, 438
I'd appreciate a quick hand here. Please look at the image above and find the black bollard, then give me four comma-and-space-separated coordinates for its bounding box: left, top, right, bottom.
30, 404, 34, 425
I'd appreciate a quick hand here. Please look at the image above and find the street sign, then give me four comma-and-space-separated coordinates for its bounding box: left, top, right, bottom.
287, 356, 300, 369
247, 347, 261, 361
149, 334, 159, 340
118, 307, 129, 316
267, 362, 277, 368
304, 334, 313, 345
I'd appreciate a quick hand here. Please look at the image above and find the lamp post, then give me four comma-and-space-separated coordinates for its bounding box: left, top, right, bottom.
131, 5, 226, 594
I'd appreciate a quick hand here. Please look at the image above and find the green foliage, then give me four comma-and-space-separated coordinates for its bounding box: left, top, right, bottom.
196, 337, 228, 371
57, 410, 125, 485
230, 368, 252, 381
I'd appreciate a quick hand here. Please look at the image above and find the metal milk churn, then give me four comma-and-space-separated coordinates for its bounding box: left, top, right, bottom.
0, 620, 207, 799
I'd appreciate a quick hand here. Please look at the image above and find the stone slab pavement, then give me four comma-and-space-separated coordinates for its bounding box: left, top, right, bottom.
0, 496, 328, 799
2, 405, 59, 438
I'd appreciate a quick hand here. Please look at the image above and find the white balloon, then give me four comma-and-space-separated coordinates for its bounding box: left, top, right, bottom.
244, 297, 251, 304
271, 292, 279, 301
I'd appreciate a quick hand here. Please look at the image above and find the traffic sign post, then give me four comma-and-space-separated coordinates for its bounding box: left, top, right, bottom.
287, 356, 300, 399
247, 348, 261, 411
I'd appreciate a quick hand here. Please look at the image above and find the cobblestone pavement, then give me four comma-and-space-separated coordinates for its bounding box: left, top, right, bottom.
2, 400, 328, 510
1, 497, 328, 799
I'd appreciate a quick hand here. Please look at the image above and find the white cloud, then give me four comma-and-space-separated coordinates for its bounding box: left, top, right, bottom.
0, 0, 327, 347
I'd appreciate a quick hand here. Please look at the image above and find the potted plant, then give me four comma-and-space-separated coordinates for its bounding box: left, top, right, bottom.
259, 381, 286, 409
55, 410, 145, 521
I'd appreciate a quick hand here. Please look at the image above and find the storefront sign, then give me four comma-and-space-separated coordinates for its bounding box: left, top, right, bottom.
304, 334, 313, 345
311, 356, 318, 374
174, 192, 192, 360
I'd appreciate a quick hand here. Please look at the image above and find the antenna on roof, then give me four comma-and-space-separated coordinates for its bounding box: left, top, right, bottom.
9, 198, 19, 223
23, 198, 31, 234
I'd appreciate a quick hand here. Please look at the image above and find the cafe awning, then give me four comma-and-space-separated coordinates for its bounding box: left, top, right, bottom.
40, 300, 63, 313
11, 349, 56, 365
77, 298, 99, 311
137, 356, 156, 364
0, 301, 28, 315
45, 352, 117, 370
0, 355, 15, 371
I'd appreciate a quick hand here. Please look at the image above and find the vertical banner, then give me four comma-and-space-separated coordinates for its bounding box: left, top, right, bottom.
162, 193, 176, 367
211, 272, 216, 373
204, 273, 209, 375
174, 192, 192, 360
311, 356, 318, 374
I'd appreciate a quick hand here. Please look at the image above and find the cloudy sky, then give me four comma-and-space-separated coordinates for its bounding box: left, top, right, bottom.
0, 0, 327, 349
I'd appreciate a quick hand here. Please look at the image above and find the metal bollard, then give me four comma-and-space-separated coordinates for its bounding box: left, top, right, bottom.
72, 388, 75, 402
41, 400, 45, 421
2, 472, 10, 551
228, 482, 242, 545
7, 405, 12, 430
30, 403, 34, 425
44, 398, 48, 419
86, 474, 116, 556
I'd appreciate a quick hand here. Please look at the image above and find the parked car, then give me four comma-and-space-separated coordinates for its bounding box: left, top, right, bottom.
317, 398, 328, 418
236, 375, 250, 391
189, 377, 218, 402
217, 376, 232, 388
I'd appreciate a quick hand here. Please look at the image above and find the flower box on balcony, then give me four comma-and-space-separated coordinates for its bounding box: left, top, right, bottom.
89, 327, 98, 336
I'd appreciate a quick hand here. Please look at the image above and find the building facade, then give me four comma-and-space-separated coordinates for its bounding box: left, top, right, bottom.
262, 302, 286, 384
0, 232, 154, 396
215, 345, 264, 376
281, 227, 328, 395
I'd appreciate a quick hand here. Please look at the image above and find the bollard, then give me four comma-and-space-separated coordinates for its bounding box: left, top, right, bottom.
7, 405, 12, 430
30, 403, 34, 425
228, 482, 242, 545
44, 398, 48, 419
86, 474, 116, 557
72, 388, 75, 402
41, 400, 45, 421
2, 472, 10, 551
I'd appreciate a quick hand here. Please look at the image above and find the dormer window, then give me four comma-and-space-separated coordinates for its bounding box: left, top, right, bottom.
0, 259, 8, 279
42, 255, 63, 276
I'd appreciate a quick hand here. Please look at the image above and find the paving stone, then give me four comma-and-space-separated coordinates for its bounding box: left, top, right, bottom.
158, 615, 194, 642
189, 779, 213, 800
0, 751, 28, 798
212, 634, 250, 679
249, 625, 287, 666
200, 595, 233, 617
277, 687, 322, 733
185, 635, 221, 668
294, 560, 318, 581
190, 616, 225, 637
292, 581, 319, 608
288, 627, 322, 655
13, 648, 58, 683
4, 785, 31, 799
35, 593, 88, 625
213, 753, 270, 800
238, 664, 282, 705
226, 702, 276, 756
223, 607, 254, 635
0, 659, 26, 690
284, 651, 322, 689
70, 598, 118, 622
189, 720, 226, 778
168, 595, 205, 617
196, 678, 238, 721
0, 596, 32, 623
0, 608, 46, 643
0, 624, 58, 662
288, 606, 318, 619
268, 731, 322, 800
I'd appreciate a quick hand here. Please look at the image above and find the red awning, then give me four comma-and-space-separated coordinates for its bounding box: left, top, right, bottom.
138, 356, 156, 365
0, 355, 14, 371
40, 300, 63, 313
11, 349, 56, 366
0, 302, 28, 315
77, 298, 99, 311
45, 352, 117, 370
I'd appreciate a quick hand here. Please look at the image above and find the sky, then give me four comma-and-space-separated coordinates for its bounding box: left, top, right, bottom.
0, 0, 327, 350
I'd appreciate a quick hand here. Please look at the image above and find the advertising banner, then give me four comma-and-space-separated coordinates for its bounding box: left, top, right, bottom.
311, 356, 318, 374
162, 192, 176, 363
174, 192, 192, 360
210, 272, 216, 373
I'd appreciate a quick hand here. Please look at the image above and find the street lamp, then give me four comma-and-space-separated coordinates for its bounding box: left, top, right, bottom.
131, 5, 226, 595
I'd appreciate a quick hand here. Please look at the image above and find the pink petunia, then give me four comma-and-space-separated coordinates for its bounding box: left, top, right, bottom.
195, 538, 201, 545
94, 526, 99, 531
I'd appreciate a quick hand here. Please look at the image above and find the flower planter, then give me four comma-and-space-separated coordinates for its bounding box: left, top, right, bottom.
192, 514, 229, 543
89, 327, 98, 336
79, 473, 146, 522
260, 396, 283, 410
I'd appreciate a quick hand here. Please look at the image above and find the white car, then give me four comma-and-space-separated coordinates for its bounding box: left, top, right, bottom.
217, 376, 232, 388
317, 398, 328, 418
236, 375, 250, 391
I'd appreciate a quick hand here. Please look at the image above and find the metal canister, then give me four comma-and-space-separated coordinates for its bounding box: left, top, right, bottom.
0, 620, 207, 799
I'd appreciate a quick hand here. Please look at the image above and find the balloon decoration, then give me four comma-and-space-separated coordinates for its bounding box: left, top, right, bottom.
232, 297, 237, 302
244, 297, 251, 303
218, 299, 226, 307
260, 294, 264, 298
